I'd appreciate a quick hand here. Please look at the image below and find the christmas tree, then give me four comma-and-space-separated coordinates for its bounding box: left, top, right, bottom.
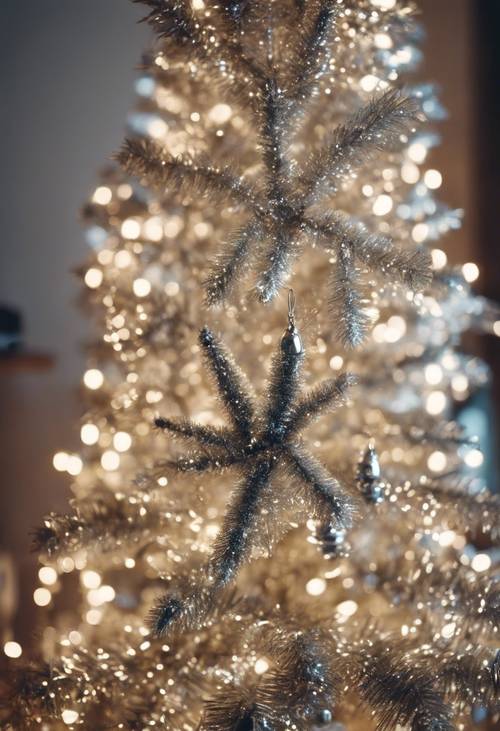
1, 1, 499, 729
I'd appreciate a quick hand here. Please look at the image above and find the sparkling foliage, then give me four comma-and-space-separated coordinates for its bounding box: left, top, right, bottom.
1, 1, 500, 730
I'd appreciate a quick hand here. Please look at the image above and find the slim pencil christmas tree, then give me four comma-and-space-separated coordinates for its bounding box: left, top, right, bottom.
1, 1, 499, 730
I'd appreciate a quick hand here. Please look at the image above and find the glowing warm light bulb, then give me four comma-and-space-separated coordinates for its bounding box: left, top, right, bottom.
424, 169, 442, 189
66, 455, 83, 476
53, 452, 69, 472
254, 658, 269, 674
62, 710, 79, 725
431, 249, 447, 270
83, 368, 104, 390
81, 423, 99, 445
60, 557, 75, 572
372, 194, 393, 216
424, 364, 443, 385
165, 281, 180, 296
84, 268, 103, 289
133, 278, 152, 297
371, 0, 396, 8
39, 567, 58, 586
408, 142, 427, 164
81, 570, 101, 589
401, 162, 419, 184
462, 262, 479, 283
464, 449, 483, 468
86, 609, 102, 625
385, 315, 406, 342
92, 186, 112, 205
33, 588, 52, 606
148, 118, 168, 138
360, 74, 379, 92
4, 641, 22, 658
101, 450, 120, 471
114, 250, 133, 269
374, 32, 392, 49
69, 631, 82, 644
471, 553, 491, 572
306, 577, 326, 596
329, 355, 344, 370
441, 622, 456, 639
121, 218, 141, 239
425, 391, 446, 415
427, 451, 447, 472
144, 216, 164, 241
209, 103, 232, 124
113, 431, 132, 452
412, 223, 429, 243
336, 600, 358, 617
451, 374, 468, 393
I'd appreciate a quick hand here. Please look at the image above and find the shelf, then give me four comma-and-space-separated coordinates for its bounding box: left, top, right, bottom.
0, 351, 55, 374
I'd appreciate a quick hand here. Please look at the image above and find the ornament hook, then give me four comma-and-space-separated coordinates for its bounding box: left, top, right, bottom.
288, 289, 296, 329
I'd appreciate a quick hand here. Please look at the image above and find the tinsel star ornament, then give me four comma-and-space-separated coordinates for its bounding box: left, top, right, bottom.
120, 0, 432, 346
152, 292, 356, 634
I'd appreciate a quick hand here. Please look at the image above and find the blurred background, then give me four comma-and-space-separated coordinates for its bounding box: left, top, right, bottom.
0, 0, 498, 649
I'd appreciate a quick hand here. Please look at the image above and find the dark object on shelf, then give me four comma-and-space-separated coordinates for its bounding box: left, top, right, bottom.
0, 305, 54, 373
0, 305, 22, 353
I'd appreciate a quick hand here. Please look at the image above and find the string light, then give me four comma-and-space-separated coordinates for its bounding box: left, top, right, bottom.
401, 162, 419, 184
424, 169, 442, 189
464, 449, 483, 468
113, 431, 132, 452
372, 194, 393, 216
81, 570, 101, 589
336, 600, 358, 618
39, 567, 58, 585
431, 249, 447, 269
408, 142, 427, 164
92, 186, 112, 205
361, 74, 380, 92
84, 268, 103, 289
427, 451, 447, 472
412, 223, 429, 243
3, 641, 22, 658
115, 250, 133, 269
33, 588, 52, 607
254, 658, 269, 674
53, 451, 69, 472
66, 455, 83, 476
61, 710, 79, 725
329, 355, 344, 370
425, 391, 446, 415
462, 262, 479, 283
83, 368, 104, 390
306, 577, 326, 596
208, 103, 232, 123
133, 278, 152, 297
101, 450, 120, 471
81, 423, 99, 445
471, 553, 491, 572
121, 218, 141, 239
424, 364, 443, 385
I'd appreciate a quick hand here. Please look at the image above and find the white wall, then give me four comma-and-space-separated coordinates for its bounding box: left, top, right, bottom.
0, 0, 149, 642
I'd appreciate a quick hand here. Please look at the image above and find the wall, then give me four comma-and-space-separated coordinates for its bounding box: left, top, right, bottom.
0, 0, 149, 642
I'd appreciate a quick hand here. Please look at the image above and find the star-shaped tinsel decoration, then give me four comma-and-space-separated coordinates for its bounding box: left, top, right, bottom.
151, 293, 356, 635
120, 1, 432, 346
